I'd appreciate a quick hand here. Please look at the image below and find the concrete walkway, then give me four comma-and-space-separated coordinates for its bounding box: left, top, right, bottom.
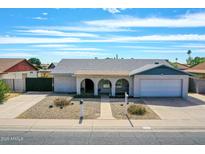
0, 93, 47, 119
98, 96, 115, 120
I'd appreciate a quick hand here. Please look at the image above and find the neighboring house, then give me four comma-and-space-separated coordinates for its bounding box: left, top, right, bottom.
0, 58, 38, 79
52, 59, 189, 98
38, 62, 58, 77
0, 58, 38, 92
48, 62, 58, 69
185, 62, 205, 93
185, 61, 205, 78
173, 62, 189, 70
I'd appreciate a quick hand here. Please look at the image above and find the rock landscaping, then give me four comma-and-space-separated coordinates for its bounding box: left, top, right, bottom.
110, 98, 160, 120
17, 94, 100, 119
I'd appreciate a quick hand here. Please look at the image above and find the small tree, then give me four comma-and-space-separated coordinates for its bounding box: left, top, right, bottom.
0, 80, 10, 103
28, 58, 41, 66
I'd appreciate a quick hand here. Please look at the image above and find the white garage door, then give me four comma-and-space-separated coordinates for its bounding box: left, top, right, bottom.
140, 79, 182, 97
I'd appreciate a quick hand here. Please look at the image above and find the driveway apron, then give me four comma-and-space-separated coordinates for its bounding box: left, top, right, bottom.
0, 93, 47, 119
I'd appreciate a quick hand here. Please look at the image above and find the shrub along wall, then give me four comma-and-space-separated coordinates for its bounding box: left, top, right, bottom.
0, 80, 10, 103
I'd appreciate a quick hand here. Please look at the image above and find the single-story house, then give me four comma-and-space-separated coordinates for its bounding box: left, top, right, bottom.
52, 59, 189, 98
173, 62, 189, 70
185, 62, 205, 93
0, 58, 38, 92
185, 61, 205, 78
0, 58, 38, 79
48, 62, 58, 69
38, 62, 58, 77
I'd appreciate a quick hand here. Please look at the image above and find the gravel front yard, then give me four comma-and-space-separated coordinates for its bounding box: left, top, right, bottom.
110, 99, 160, 120
17, 94, 100, 119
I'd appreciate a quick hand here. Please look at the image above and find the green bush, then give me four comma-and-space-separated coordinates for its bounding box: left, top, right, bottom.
128, 105, 146, 115
53, 98, 71, 107
0, 80, 10, 103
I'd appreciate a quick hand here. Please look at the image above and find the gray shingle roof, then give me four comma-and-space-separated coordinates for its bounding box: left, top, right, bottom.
129, 64, 190, 76
129, 64, 162, 76
52, 59, 171, 74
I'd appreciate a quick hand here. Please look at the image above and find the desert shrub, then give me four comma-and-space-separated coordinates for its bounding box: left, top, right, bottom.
128, 105, 146, 115
0, 80, 10, 103
53, 98, 71, 107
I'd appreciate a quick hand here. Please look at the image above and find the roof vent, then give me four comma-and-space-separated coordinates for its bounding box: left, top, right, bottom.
154, 62, 159, 64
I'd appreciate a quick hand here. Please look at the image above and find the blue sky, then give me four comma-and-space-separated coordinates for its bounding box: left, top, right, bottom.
0, 8, 205, 63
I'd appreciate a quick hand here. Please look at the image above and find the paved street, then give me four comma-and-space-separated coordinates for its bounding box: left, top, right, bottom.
0, 131, 205, 145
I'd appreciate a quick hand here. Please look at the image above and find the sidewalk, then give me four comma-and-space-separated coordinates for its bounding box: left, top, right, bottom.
1, 118, 205, 131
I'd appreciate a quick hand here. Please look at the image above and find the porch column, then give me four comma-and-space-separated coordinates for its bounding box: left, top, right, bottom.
111, 81, 116, 96
76, 78, 81, 95
93, 78, 99, 96
94, 83, 98, 96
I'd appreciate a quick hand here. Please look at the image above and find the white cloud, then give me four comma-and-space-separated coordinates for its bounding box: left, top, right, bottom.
102, 8, 127, 14
137, 49, 205, 54
1, 34, 205, 45
32, 17, 47, 20
174, 44, 205, 49
58, 47, 103, 51
0, 52, 35, 57
83, 34, 205, 42
42, 12, 48, 16
32, 44, 75, 48
103, 8, 121, 14
18, 29, 99, 37
18, 26, 132, 32
0, 36, 80, 44
85, 12, 205, 27
119, 44, 205, 50
52, 51, 106, 57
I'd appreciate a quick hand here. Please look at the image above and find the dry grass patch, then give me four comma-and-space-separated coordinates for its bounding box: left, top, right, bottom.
110, 99, 160, 120
17, 94, 100, 119
4, 92, 21, 101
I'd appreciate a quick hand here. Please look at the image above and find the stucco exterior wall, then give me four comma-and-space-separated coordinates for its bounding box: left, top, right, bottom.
133, 75, 189, 98
54, 75, 76, 93
0, 71, 38, 79
76, 76, 133, 96
189, 77, 205, 94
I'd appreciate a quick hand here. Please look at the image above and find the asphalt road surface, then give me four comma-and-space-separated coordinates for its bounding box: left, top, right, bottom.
1, 131, 205, 145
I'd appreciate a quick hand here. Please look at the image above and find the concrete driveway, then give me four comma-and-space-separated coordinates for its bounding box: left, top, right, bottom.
143, 96, 205, 120
0, 93, 47, 119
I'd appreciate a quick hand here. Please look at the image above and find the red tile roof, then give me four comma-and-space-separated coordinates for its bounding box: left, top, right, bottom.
185, 61, 205, 74
0, 58, 37, 73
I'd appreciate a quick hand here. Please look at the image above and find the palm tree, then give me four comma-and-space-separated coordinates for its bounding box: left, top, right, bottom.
187, 50, 192, 58
186, 50, 192, 65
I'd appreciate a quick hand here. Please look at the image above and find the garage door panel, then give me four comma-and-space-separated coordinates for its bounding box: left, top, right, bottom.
140, 79, 182, 97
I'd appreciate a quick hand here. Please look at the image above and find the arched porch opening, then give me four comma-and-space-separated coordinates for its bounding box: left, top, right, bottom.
115, 79, 129, 96
80, 79, 94, 94
98, 79, 112, 95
